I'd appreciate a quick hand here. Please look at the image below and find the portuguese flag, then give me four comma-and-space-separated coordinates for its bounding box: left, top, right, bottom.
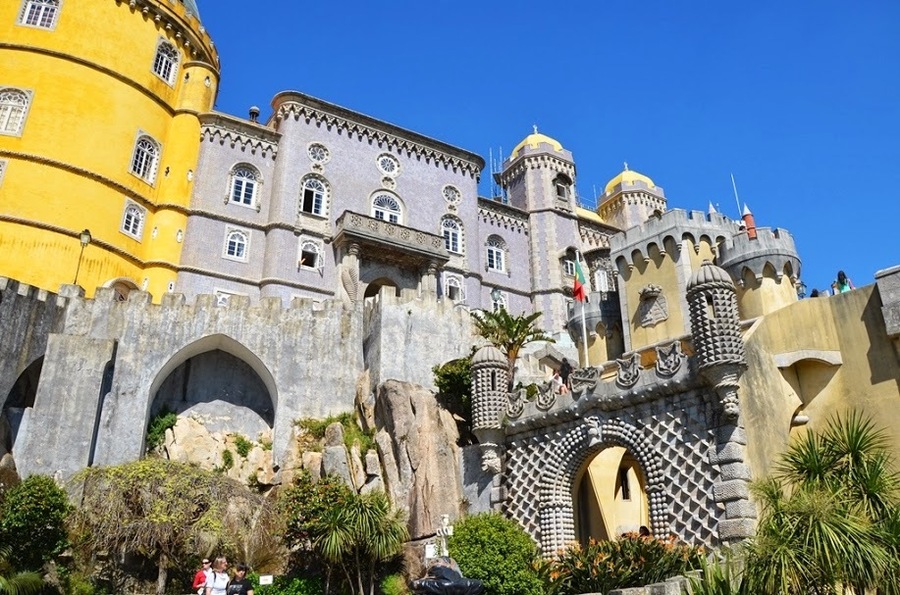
573, 257, 589, 302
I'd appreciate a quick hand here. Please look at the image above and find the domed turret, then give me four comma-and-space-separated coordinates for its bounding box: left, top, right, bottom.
604, 166, 656, 195
509, 131, 565, 158
470, 344, 509, 474
597, 163, 666, 231
687, 260, 746, 420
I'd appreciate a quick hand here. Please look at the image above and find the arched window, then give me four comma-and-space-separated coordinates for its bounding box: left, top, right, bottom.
19, 0, 60, 28
152, 41, 179, 85
230, 165, 259, 207
555, 174, 572, 201
444, 275, 464, 302
120, 202, 145, 240
130, 135, 160, 183
372, 194, 401, 224
0, 89, 30, 136
224, 229, 248, 261
300, 176, 327, 216
441, 217, 463, 254
486, 235, 506, 273
299, 240, 321, 270
562, 248, 577, 277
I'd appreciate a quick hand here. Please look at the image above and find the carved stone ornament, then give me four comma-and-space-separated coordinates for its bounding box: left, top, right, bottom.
638, 284, 669, 327
507, 390, 524, 419
616, 352, 641, 388
584, 416, 603, 447
655, 342, 684, 377
535, 383, 557, 411
570, 367, 599, 393
341, 265, 359, 303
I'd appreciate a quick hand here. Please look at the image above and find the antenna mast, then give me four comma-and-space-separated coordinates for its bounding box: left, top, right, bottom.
730, 173, 742, 219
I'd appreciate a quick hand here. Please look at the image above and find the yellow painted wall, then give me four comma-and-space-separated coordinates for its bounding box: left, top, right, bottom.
735, 266, 798, 319
741, 285, 900, 479
0, 0, 218, 300
574, 447, 650, 542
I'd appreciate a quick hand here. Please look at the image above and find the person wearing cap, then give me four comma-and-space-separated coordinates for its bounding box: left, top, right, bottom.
225, 563, 254, 595
192, 559, 212, 595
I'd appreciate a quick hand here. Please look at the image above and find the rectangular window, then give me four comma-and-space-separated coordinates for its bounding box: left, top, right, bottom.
447, 284, 459, 301
563, 259, 575, 276
487, 247, 504, 272
619, 468, 631, 501
300, 247, 318, 269
0, 160, 6, 186
20, 0, 60, 29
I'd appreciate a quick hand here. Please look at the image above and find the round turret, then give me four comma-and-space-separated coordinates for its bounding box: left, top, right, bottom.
509, 132, 564, 158
686, 261, 746, 370
470, 345, 508, 432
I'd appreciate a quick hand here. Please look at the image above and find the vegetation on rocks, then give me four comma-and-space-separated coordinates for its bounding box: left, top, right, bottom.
144, 406, 177, 452
0, 474, 70, 571
296, 412, 376, 452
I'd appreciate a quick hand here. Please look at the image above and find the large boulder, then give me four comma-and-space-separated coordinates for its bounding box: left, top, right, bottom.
374, 380, 463, 539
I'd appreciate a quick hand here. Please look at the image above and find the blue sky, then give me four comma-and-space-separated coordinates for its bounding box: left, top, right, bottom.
199, 0, 899, 293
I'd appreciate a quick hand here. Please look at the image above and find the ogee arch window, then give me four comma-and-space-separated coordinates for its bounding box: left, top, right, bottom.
152, 40, 179, 85
0, 89, 30, 136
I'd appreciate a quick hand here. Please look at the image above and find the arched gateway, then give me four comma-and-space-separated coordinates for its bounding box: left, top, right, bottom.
470, 261, 758, 555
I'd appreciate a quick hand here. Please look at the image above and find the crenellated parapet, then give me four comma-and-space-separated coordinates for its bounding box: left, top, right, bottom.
611, 209, 742, 271
717, 227, 801, 286
271, 92, 484, 180
114, 0, 218, 68
200, 113, 281, 159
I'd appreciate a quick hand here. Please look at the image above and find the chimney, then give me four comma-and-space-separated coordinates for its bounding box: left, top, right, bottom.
248, 106, 260, 123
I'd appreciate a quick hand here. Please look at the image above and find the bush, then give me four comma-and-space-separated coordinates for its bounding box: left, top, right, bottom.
380, 573, 409, 595
0, 474, 70, 570
432, 357, 472, 420
545, 534, 704, 595
252, 573, 325, 595
234, 434, 253, 457
296, 412, 375, 452
278, 471, 355, 553
221, 449, 234, 470
448, 512, 543, 595
145, 406, 177, 452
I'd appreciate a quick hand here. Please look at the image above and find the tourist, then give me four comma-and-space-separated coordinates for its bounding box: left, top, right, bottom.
639, 525, 651, 538
205, 557, 230, 595
809, 289, 820, 298
832, 270, 854, 294
192, 558, 212, 595
559, 357, 573, 388
226, 563, 254, 595
551, 371, 568, 395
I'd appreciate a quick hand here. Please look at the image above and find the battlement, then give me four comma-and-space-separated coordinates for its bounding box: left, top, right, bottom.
718, 227, 800, 284
610, 208, 742, 266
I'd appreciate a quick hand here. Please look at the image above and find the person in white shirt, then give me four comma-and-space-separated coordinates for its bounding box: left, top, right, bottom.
204, 557, 230, 595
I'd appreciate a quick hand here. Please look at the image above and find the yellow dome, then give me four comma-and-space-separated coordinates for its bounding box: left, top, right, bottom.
604, 166, 655, 194
510, 132, 564, 157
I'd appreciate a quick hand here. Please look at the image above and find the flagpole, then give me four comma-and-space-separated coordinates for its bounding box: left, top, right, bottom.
577, 251, 590, 369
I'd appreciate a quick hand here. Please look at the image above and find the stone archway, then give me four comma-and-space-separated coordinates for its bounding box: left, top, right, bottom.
364, 276, 399, 298
146, 334, 278, 455
574, 446, 649, 544
3, 356, 43, 453
538, 417, 668, 555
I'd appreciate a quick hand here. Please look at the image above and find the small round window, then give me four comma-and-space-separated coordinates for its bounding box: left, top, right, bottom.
377, 153, 400, 176
442, 185, 461, 205
308, 143, 330, 164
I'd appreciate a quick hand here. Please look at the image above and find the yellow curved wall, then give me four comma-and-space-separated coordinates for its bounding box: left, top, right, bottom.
736, 266, 798, 319
0, 0, 218, 300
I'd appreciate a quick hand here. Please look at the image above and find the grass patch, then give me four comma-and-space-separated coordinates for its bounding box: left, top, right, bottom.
233, 434, 253, 457
146, 406, 177, 452
296, 412, 375, 452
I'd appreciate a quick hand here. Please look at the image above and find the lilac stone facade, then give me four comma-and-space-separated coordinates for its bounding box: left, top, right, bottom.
178, 91, 620, 334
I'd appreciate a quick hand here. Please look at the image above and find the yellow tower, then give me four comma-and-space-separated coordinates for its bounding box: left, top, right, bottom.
0, 0, 218, 300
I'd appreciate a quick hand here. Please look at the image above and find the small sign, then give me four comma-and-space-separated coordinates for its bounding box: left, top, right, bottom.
258, 575, 274, 585
424, 543, 437, 559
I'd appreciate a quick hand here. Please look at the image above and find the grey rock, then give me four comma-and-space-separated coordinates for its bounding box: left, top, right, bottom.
322, 445, 352, 485
324, 422, 344, 448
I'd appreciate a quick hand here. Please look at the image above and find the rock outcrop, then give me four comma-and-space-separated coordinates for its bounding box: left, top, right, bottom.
374, 380, 463, 539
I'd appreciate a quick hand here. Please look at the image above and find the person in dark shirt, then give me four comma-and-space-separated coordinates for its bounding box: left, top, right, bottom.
225, 563, 254, 595
559, 358, 573, 388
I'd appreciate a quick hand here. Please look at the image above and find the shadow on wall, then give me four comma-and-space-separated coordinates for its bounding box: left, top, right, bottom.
150, 349, 273, 438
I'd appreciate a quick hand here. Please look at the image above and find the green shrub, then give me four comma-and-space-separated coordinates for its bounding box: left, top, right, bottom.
277, 470, 355, 552
251, 573, 325, 595
380, 573, 410, 595
145, 406, 177, 452
0, 474, 70, 570
545, 534, 704, 594
432, 356, 472, 420
448, 512, 543, 595
234, 434, 253, 457
296, 412, 375, 452
221, 449, 234, 471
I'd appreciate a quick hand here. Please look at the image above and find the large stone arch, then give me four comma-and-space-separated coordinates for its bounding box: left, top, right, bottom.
538, 417, 668, 554
2, 355, 44, 453
146, 334, 278, 449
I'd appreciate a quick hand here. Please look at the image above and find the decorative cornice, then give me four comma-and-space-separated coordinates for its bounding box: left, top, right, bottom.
579, 221, 613, 249
271, 92, 484, 180
113, 0, 218, 68
200, 112, 280, 160
500, 153, 576, 184
477, 199, 530, 234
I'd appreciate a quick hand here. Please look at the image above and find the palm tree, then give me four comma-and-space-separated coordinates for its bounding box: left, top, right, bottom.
470, 309, 553, 388
314, 490, 408, 595
0, 546, 42, 595
743, 412, 900, 594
